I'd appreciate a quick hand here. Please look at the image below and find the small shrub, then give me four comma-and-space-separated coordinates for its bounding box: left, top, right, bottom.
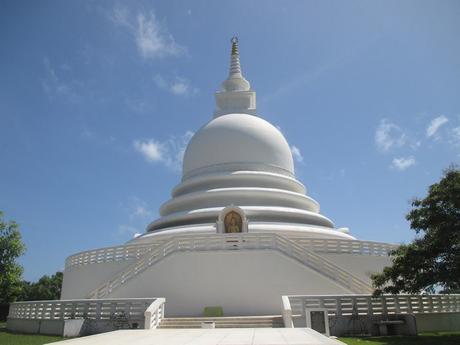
203, 306, 223, 317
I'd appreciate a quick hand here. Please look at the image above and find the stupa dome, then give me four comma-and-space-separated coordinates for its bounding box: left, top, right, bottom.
182, 113, 294, 179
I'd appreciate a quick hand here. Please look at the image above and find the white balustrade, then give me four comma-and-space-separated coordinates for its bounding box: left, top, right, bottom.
284, 294, 460, 319
87, 233, 373, 299
66, 235, 397, 270
292, 238, 398, 257
65, 243, 161, 270
144, 298, 166, 329
8, 298, 157, 322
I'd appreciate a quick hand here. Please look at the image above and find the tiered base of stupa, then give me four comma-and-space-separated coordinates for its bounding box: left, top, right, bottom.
61, 227, 394, 316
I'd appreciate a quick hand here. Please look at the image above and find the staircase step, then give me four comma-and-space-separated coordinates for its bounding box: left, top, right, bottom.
158, 315, 284, 329
158, 324, 284, 329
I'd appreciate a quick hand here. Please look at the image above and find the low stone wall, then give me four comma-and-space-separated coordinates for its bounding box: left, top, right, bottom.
328, 314, 417, 337
6, 298, 162, 336
7, 317, 144, 337
415, 312, 460, 333
292, 313, 460, 336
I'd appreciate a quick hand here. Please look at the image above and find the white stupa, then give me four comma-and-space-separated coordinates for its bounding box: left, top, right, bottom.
61, 38, 395, 316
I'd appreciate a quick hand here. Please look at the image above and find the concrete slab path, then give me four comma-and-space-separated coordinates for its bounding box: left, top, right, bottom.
47, 328, 344, 345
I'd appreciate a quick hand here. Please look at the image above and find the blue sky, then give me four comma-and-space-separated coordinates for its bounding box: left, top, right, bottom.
1, 1, 459, 281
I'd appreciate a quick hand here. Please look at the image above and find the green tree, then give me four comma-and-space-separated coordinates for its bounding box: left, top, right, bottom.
18, 271, 63, 301
372, 167, 460, 295
0, 211, 26, 303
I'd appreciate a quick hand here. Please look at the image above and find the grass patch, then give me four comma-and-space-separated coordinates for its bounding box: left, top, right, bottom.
339, 332, 460, 345
0, 322, 64, 345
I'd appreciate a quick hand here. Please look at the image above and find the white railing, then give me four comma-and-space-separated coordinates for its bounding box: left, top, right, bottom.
284, 294, 460, 320
66, 236, 396, 270
275, 236, 373, 294
87, 233, 372, 299
8, 298, 157, 322
65, 243, 163, 270
144, 298, 166, 329
292, 238, 398, 257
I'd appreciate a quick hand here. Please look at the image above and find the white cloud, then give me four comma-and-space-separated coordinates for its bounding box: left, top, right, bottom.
170, 80, 189, 95
132, 206, 151, 218
450, 126, 460, 147
42, 58, 79, 101
126, 197, 153, 219
391, 156, 416, 171
426, 115, 449, 138
291, 145, 304, 163
111, 6, 185, 59
133, 131, 194, 171
154, 74, 196, 96
133, 139, 163, 162
117, 224, 139, 237
375, 119, 407, 152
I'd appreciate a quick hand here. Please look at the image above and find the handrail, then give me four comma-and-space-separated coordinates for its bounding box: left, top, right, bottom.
291, 238, 398, 257
274, 236, 373, 294
65, 243, 163, 270
144, 298, 166, 329
86, 233, 372, 299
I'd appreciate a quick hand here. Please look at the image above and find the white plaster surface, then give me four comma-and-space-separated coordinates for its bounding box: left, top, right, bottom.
108, 250, 353, 316
48, 328, 344, 345
183, 113, 294, 177
61, 260, 135, 299
320, 254, 393, 285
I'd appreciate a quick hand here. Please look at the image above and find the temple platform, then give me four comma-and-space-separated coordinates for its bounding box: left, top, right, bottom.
47, 328, 344, 345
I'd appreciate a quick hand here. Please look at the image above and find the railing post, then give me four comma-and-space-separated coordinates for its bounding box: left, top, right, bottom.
428, 295, 434, 313
281, 296, 293, 328
418, 295, 424, 313
406, 296, 412, 314
155, 308, 159, 328
336, 297, 342, 317
367, 296, 373, 316
144, 310, 152, 330
381, 296, 388, 315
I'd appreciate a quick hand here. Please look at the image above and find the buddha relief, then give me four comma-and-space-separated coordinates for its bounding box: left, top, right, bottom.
224, 211, 243, 233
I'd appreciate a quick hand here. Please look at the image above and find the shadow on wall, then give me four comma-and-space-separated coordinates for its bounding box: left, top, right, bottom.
0, 304, 9, 322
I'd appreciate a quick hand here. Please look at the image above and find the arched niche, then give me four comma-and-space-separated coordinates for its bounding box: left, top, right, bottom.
216, 206, 248, 234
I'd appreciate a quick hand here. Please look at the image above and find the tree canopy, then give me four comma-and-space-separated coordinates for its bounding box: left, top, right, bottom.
0, 211, 26, 303
18, 271, 63, 301
372, 167, 460, 295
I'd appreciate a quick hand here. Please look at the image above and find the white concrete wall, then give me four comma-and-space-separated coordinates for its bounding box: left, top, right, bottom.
7, 318, 63, 335
415, 312, 460, 332
106, 250, 354, 316
61, 260, 135, 299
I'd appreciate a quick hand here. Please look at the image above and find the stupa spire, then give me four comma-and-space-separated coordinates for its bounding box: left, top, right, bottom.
221, 37, 250, 92
229, 37, 242, 77
214, 37, 256, 118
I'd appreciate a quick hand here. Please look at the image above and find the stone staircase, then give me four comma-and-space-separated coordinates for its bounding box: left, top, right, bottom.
158, 315, 284, 329
87, 233, 372, 299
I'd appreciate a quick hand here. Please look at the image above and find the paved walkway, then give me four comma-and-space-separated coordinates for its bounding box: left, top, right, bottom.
48, 328, 344, 345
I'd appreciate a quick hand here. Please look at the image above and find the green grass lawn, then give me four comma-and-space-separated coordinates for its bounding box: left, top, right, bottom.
339, 332, 460, 345
0, 322, 64, 345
